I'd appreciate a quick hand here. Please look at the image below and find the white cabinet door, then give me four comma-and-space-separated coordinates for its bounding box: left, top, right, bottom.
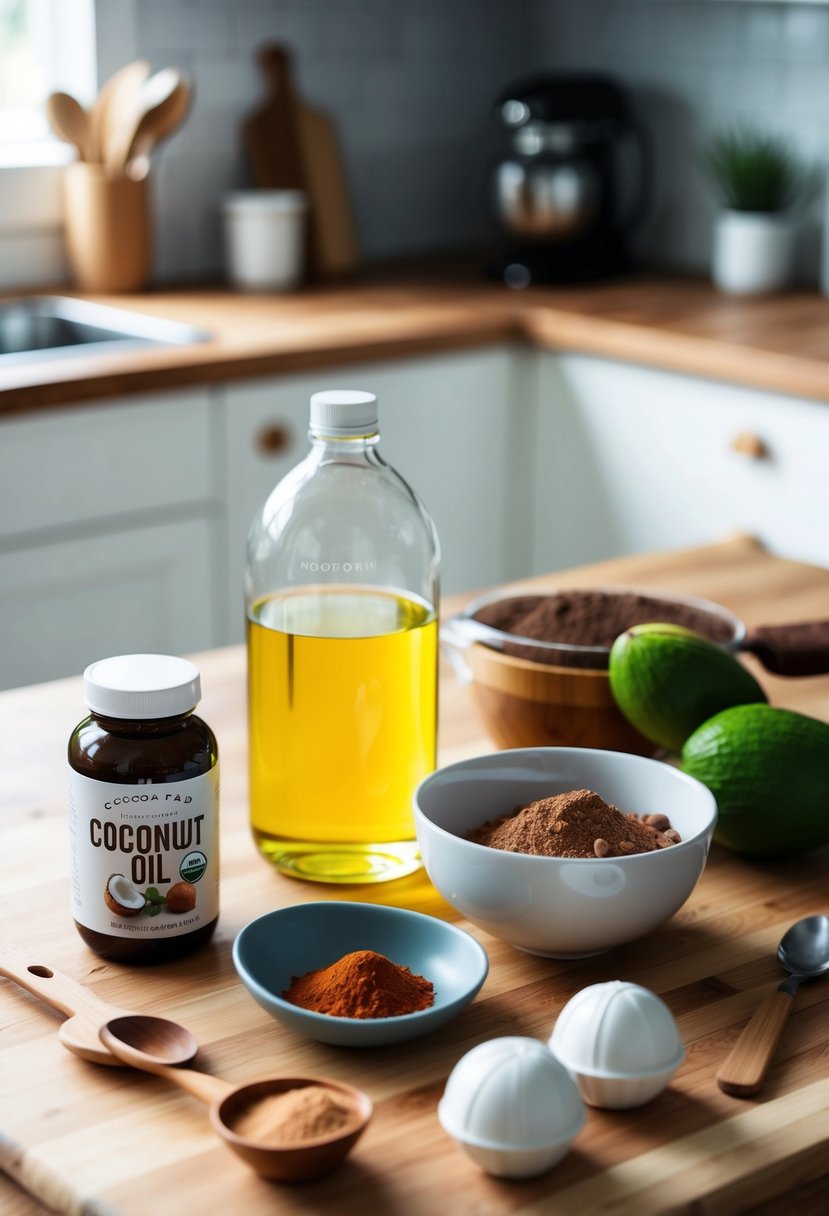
0, 518, 216, 689
0, 389, 220, 690
0, 390, 213, 540
219, 347, 534, 639
533, 352, 829, 574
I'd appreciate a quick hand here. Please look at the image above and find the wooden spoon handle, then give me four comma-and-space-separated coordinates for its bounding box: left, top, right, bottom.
716, 989, 795, 1097
153, 1063, 232, 1107
0, 940, 118, 1022
743, 620, 829, 676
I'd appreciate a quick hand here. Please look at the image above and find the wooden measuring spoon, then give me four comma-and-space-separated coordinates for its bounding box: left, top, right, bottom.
100, 1016, 372, 1182
45, 92, 92, 161
0, 941, 198, 1067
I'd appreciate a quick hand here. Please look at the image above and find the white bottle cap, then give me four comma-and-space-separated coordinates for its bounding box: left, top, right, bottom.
309, 389, 378, 437
83, 654, 202, 720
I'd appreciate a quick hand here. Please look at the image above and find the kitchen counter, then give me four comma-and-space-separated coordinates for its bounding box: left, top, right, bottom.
4, 272, 829, 415
2, 535, 829, 1216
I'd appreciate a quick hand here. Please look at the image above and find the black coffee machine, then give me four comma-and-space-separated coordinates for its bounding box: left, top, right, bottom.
488, 73, 651, 286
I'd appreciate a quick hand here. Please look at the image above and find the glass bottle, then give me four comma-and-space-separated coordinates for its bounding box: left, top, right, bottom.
67, 653, 219, 964
245, 389, 440, 884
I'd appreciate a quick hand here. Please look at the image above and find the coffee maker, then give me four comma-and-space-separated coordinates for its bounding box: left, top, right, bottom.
488, 73, 651, 286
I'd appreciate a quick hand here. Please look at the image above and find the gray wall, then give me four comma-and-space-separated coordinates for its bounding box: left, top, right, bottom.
127, 0, 531, 280
113, 0, 829, 284
528, 0, 829, 281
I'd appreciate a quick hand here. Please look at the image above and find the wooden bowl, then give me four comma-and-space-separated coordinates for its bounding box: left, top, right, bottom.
464, 641, 657, 756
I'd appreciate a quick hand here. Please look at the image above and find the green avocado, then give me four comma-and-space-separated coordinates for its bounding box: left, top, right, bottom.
608, 623, 767, 753
682, 703, 829, 856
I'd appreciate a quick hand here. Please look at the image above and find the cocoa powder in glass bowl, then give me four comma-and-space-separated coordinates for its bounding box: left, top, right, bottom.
472, 588, 736, 670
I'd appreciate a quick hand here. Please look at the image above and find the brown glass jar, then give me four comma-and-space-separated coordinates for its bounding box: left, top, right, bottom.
68, 654, 219, 964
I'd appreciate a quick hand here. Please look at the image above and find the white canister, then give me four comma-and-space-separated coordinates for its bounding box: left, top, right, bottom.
223, 190, 307, 292
712, 210, 795, 297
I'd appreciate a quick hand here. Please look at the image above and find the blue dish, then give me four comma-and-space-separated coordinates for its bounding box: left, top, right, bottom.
232, 902, 489, 1047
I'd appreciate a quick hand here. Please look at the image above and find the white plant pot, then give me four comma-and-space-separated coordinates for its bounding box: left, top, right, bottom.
712, 210, 795, 296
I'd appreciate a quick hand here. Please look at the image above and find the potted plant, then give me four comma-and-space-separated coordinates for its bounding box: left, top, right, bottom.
705, 126, 803, 296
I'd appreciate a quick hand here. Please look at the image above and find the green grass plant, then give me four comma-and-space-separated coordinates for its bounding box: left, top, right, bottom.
705, 126, 802, 213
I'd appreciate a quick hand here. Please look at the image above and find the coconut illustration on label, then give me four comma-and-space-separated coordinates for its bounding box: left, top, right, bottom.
166, 881, 197, 913
104, 874, 147, 917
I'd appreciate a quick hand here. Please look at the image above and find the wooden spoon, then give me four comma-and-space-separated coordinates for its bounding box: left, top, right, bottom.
124, 77, 192, 181
108, 70, 191, 174
89, 58, 150, 165
100, 1016, 372, 1182
45, 92, 91, 161
0, 940, 198, 1067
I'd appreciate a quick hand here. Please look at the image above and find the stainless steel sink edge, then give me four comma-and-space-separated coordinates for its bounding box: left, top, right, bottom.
0, 295, 211, 367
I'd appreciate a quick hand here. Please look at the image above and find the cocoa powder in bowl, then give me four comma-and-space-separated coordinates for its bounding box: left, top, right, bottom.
473, 589, 734, 670
467, 789, 682, 859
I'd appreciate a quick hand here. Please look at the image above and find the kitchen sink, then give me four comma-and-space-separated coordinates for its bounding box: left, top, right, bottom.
0, 296, 210, 367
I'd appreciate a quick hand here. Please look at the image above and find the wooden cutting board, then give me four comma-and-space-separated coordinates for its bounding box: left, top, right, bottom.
298, 101, 360, 279
243, 44, 360, 280
1, 537, 828, 1215
242, 45, 305, 192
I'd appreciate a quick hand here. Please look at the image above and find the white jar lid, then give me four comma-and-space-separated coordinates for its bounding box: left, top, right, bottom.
310, 389, 378, 437
83, 654, 201, 720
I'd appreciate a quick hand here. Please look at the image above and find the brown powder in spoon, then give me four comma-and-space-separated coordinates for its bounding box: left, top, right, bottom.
231, 1085, 356, 1146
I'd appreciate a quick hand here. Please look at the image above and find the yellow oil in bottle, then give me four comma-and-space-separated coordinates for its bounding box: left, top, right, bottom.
247, 586, 438, 882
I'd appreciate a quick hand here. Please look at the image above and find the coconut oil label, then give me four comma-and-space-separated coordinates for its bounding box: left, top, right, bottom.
68, 769, 219, 938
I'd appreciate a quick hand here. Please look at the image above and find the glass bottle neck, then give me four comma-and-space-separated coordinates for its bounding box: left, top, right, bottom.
307, 431, 381, 463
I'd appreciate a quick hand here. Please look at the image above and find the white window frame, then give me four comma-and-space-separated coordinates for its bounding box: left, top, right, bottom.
0, 0, 139, 288
0, 0, 97, 169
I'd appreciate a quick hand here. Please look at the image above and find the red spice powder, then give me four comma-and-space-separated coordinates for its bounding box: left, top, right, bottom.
283, 948, 435, 1018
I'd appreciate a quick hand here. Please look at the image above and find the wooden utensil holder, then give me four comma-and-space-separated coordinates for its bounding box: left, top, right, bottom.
63, 162, 151, 292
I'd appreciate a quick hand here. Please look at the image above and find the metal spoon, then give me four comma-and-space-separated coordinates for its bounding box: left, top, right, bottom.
99, 1016, 372, 1181
717, 914, 829, 1097
0, 940, 198, 1067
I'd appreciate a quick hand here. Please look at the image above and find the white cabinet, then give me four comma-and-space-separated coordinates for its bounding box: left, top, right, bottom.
532, 352, 829, 574
217, 347, 535, 640
0, 390, 222, 690
6, 339, 826, 689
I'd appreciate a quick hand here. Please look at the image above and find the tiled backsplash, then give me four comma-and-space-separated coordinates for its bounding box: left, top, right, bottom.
19, 0, 826, 286
129, 0, 829, 285
129, 0, 531, 280
530, 0, 829, 281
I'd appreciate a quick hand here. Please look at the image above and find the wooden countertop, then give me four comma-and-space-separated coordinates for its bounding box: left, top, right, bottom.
4, 272, 829, 416
1, 536, 828, 1216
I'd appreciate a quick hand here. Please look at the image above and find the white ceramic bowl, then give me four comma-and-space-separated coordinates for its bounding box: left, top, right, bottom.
438, 1036, 586, 1178
549, 981, 685, 1108
413, 747, 717, 958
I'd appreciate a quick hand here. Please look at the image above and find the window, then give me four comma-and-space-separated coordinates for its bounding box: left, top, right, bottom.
0, 0, 96, 163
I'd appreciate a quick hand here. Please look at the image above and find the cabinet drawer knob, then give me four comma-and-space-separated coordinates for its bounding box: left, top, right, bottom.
256, 423, 292, 456
731, 432, 768, 460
